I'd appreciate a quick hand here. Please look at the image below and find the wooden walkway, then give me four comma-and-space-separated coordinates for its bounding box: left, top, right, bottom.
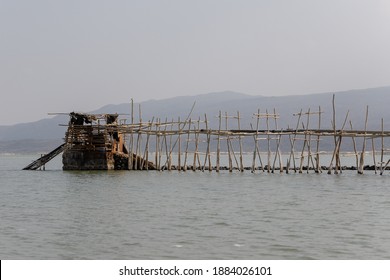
23, 143, 67, 170
24, 95, 390, 174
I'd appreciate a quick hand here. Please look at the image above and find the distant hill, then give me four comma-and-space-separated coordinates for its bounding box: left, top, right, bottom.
1, 87, 390, 153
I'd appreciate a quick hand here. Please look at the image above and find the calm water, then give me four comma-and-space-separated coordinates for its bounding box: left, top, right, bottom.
1, 154, 390, 259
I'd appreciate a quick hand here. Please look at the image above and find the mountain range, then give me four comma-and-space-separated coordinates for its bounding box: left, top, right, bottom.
1, 86, 390, 153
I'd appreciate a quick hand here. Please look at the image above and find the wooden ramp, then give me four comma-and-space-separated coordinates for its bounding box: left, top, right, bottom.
23, 143, 67, 170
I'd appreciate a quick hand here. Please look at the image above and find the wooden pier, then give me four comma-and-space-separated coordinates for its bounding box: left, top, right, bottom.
23, 96, 390, 174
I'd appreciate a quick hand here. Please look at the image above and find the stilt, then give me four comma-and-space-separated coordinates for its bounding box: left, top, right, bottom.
183, 118, 191, 171
349, 121, 359, 173
155, 119, 161, 170
372, 137, 377, 174
266, 109, 271, 173
315, 106, 322, 173
237, 111, 244, 172
129, 99, 134, 170
178, 117, 181, 171
381, 118, 384, 174
216, 111, 221, 172
251, 109, 260, 173
358, 106, 369, 174
290, 109, 303, 172
226, 112, 232, 172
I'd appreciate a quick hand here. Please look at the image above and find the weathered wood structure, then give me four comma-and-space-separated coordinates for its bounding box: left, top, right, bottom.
23, 96, 390, 174
61, 112, 154, 170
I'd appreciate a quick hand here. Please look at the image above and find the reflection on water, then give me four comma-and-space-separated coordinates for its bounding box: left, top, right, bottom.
0, 155, 390, 259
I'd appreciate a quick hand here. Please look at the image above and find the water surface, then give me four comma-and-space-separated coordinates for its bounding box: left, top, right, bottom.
1, 155, 389, 259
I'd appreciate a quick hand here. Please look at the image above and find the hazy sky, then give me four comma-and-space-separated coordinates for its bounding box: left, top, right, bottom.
1, 0, 390, 125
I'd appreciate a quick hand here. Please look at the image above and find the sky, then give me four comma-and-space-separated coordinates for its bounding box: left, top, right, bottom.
1, 0, 390, 125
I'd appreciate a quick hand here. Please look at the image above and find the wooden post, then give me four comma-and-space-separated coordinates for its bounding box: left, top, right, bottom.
230, 136, 240, 170
162, 118, 169, 170
168, 118, 173, 171
298, 124, 306, 173
226, 112, 233, 172
381, 159, 390, 175
184, 118, 191, 171
381, 118, 384, 174
216, 111, 221, 172
129, 99, 134, 170
143, 118, 154, 171
328, 110, 349, 174
178, 117, 181, 171
335, 110, 349, 174
201, 114, 211, 171
206, 114, 212, 171
271, 108, 282, 173
155, 119, 160, 170
266, 109, 271, 173
237, 111, 244, 172
276, 109, 283, 173
349, 121, 359, 173
315, 106, 322, 173
372, 137, 377, 174
251, 109, 260, 173
329, 94, 337, 174
358, 106, 369, 174
192, 118, 199, 171
134, 131, 140, 170
306, 110, 315, 173
299, 110, 310, 173
289, 109, 303, 172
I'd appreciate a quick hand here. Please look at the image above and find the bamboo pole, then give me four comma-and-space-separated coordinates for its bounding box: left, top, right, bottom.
315, 106, 322, 173
381, 118, 384, 174
206, 114, 212, 171
358, 106, 369, 174
299, 118, 309, 173
305, 109, 312, 173
161, 118, 168, 171
329, 94, 337, 174
349, 121, 359, 172
266, 109, 271, 173
327, 137, 340, 174
168, 118, 173, 171
272, 129, 283, 173
289, 109, 303, 172
250, 123, 264, 172
271, 108, 282, 173
327, 110, 349, 174
251, 109, 260, 173
178, 117, 181, 171
216, 111, 221, 172
183, 118, 191, 171
335, 110, 349, 174
381, 159, 390, 175
276, 108, 283, 173
155, 119, 161, 170
193, 118, 200, 171
129, 99, 134, 170
143, 118, 154, 171
306, 111, 317, 173
229, 135, 240, 170
202, 114, 212, 171
286, 131, 290, 174
372, 137, 377, 174
226, 112, 232, 172
134, 105, 142, 170
162, 118, 168, 170
237, 111, 244, 172
328, 94, 338, 174
159, 103, 197, 171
